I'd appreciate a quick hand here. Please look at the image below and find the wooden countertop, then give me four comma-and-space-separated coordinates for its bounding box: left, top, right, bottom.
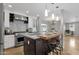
23, 32, 62, 40
38, 32, 61, 40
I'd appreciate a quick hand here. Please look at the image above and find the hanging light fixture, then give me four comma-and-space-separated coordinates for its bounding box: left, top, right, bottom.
45, 9, 48, 16
56, 16, 59, 21
52, 13, 55, 20
51, 3, 55, 20
45, 4, 48, 16
55, 6, 60, 21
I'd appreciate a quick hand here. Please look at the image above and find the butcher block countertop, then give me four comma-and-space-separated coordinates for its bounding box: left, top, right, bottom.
22, 32, 62, 40
24, 32, 62, 55
39, 32, 61, 40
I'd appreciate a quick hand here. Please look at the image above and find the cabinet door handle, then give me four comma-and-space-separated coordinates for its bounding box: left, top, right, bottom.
28, 40, 30, 45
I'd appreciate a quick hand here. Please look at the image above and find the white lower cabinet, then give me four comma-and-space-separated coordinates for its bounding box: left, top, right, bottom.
4, 35, 15, 49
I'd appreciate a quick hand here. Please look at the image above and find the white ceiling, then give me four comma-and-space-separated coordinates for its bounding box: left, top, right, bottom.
3, 3, 79, 23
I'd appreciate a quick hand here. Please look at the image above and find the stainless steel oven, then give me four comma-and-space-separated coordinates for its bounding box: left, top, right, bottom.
15, 33, 24, 47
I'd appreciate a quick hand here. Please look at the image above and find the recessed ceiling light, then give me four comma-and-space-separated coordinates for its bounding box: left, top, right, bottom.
37, 14, 39, 17
26, 11, 29, 13
8, 5, 12, 8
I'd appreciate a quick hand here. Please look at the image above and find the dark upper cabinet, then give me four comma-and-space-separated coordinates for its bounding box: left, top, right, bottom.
24, 17, 28, 24
9, 13, 29, 23
9, 13, 14, 22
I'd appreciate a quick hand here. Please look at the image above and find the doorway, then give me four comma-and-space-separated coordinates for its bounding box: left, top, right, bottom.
63, 22, 79, 55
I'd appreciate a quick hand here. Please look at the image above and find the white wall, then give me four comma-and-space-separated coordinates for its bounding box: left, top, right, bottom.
4, 10, 10, 27
28, 17, 33, 28
10, 20, 27, 32
0, 3, 4, 54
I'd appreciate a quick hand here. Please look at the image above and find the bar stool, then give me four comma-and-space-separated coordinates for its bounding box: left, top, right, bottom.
48, 42, 58, 55
47, 37, 59, 55
55, 40, 62, 55
54, 36, 63, 55
48, 36, 62, 55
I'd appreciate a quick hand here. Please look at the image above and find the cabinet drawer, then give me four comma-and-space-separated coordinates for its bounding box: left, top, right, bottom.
4, 35, 15, 49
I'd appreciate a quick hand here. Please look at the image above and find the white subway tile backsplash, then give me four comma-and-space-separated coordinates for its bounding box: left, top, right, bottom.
10, 20, 27, 32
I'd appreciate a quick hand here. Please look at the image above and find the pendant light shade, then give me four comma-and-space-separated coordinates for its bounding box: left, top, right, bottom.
52, 13, 55, 20
45, 9, 48, 16
56, 16, 59, 21
45, 4, 48, 16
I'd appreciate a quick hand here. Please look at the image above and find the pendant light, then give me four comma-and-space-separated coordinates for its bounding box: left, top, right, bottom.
55, 6, 60, 21
56, 16, 59, 21
45, 9, 48, 16
52, 13, 55, 20
45, 4, 48, 16
51, 3, 55, 20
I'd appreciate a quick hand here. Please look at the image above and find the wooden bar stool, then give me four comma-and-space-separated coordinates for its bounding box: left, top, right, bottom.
48, 36, 62, 55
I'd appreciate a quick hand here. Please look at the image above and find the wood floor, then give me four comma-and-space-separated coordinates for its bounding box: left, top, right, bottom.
63, 35, 79, 55
4, 36, 79, 55
4, 46, 24, 55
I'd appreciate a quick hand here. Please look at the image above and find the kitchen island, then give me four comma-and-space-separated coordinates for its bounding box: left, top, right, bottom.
23, 32, 62, 55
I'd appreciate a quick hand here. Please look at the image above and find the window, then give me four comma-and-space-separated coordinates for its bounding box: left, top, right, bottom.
69, 24, 75, 31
